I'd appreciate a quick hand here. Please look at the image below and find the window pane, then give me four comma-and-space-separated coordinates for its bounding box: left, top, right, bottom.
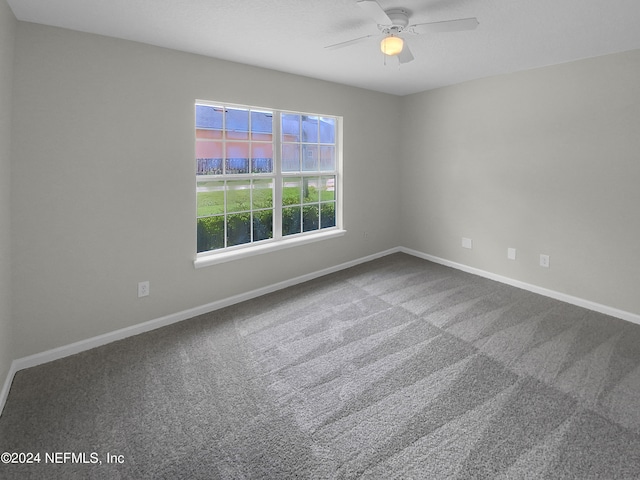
251, 110, 273, 141
196, 141, 223, 175
320, 202, 336, 229
302, 144, 318, 171
320, 176, 335, 201
251, 143, 273, 173
197, 181, 225, 217
226, 142, 249, 174
196, 105, 223, 139
227, 213, 251, 246
282, 144, 300, 172
226, 180, 251, 213
319, 117, 336, 144
320, 145, 335, 171
302, 177, 319, 204
197, 160, 223, 175
282, 114, 300, 142
252, 179, 273, 209
197, 216, 224, 252
283, 177, 301, 206
303, 205, 319, 232
301, 116, 319, 142
282, 206, 301, 236
253, 210, 273, 242
226, 108, 249, 140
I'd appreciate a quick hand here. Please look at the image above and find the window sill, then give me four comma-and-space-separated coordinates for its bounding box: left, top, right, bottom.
194, 229, 347, 269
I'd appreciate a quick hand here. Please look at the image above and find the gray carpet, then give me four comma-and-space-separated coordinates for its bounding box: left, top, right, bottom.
3, 253, 640, 479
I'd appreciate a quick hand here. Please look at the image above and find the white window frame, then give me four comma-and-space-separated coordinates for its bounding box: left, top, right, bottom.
194, 101, 345, 268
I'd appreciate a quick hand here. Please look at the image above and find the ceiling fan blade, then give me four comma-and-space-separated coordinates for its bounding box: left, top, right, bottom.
410, 17, 479, 34
325, 34, 376, 50
398, 43, 414, 64
357, 0, 392, 25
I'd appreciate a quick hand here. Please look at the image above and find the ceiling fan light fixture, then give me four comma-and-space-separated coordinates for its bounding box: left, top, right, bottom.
380, 35, 403, 56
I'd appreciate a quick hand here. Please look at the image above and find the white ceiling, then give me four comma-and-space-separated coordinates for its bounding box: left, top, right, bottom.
7, 0, 640, 96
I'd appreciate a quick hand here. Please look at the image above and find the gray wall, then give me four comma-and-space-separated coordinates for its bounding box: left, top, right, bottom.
0, 0, 15, 386
7, 17, 640, 363
400, 50, 640, 315
10, 23, 401, 358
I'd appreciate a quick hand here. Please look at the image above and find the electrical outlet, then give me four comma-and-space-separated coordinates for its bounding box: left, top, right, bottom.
462, 237, 473, 249
138, 281, 150, 297
507, 248, 516, 260
539, 254, 550, 268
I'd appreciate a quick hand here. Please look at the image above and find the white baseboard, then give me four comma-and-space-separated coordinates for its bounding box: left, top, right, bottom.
399, 246, 640, 326
0, 362, 18, 419
0, 247, 400, 416
3, 245, 639, 416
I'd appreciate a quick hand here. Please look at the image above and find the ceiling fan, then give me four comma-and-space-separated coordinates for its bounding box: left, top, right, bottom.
326, 0, 479, 64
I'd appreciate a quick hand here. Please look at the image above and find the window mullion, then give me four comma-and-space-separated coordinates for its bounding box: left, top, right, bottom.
248, 111, 254, 243
273, 112, 283, 240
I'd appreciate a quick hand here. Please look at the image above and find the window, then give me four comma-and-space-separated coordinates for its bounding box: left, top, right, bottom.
196, 101, 341, 261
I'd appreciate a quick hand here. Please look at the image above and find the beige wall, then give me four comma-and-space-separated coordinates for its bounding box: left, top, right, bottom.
400, 50, 640, 315
0, 0, 16, 386
10, 23, 401, 358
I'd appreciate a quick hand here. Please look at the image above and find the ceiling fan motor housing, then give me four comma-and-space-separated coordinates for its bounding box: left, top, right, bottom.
385, 9, 409, 27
